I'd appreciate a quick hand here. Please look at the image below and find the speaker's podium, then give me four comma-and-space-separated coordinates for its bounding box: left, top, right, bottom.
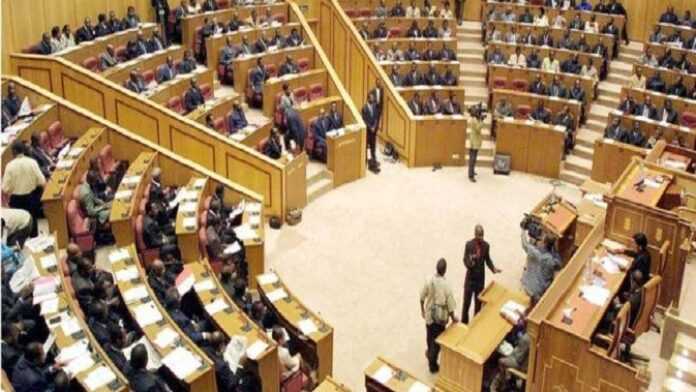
435, 282, 529, 392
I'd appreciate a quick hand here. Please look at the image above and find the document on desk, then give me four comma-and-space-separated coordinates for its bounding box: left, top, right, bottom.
154, 327, 179, 349
40, 297, 59, 315
109, 248, 131, 264
580, 285, 610, 306
123, 285, 149, 303
64, 352, 95, 377
205, 298, 229, 315
85, 365, 117, 391
266, 288, 288, 302
600, 257, 620, 274
60, 316, 82, 336
257, 272, 278, 285
223, 242, 242, 255
33, 276, 60, 299
373, 365, 394, 384
40, 254, 57, 269
409, 381, 431, 392
115, 265, 139, 282
245, 340, 269, 360
57, 339, 90, 363
134, 302, 163, 327
176, 266, 195, 295
298, 319, 318, 336
601, 239, 624, 253
10, 256, 39, 293
234, 224, 258, 241
162, 347, 202, 380
194, 279, 215, 292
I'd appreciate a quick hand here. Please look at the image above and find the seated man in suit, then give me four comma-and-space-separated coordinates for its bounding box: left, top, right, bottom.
286, 28, 304, 47
123, 6, 141, 28
569, 80, 585, 103
373, 22, 389, 39
405, 42, 420, 61
558, 31, 576, 51
95, 13, 112, 37
178, 49, 197, 74
148, 30, 166, 52
386, 43, 404, 61
425, 65, 441, 86
392, 0, 406, 16
538, 29, 554, 47
673, 53, 693, 73
530, 101, 551, 123
633, 95, 658, 120
142, 202, 177, 251
440, 42, 456, 62
659, 48, 675, 69
658, 99, 679, 124
422, 42, 439, 61
528, 75, 547, 95
375, 0, 388, 17
310, 109, 329, 162
238, 36, 254, 56
103, 325, 132, 377
147, 259, 174, 302
423, 20, 438, 38
327, 101, 343, 130
228, 103, 249, 133
157, 56, 178, 84
569, 13, 584, 30
487, 47, 505, 65
409, 92, 423, 115
183, 78, 205, 113
561, 54, 582, 74
554, 105, 576, 155
519, 7, 534, 23
526, 49, 542, 69
542, 52, 560, 73
667, 76, 688, 98
424, 92, 441, 115
127, 31, 149, 59
248, 58, 268, 108
442, 92, 462, 115
11, 342, 66, 392
278, 55, 300, 77
604, 118, 626, 141
254, 30, 271, 53
646, 72, 666, 93
107, 11, 124, 33
36, 33, 53, 55
203, 332, 241, 391
660, 5, 679, 24
625, 122, 647, 147
270, 29, 286, 49
617, 94, 636, 114
2, 82, 23, 122
547, 75, 567, 98
406, 21, 422, 38
358, 22, 370, 40
389, 67, 403, 86
263, 127, 283, 159
442, 69, 457, 86
75, 17, 96, 43
404, 64, 424, 86
128, 343, 171, 392
100, 45, 119, 70
79, 171, 112, 234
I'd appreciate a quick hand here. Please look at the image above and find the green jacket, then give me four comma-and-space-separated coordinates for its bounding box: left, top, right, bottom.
469, 117, 483, 150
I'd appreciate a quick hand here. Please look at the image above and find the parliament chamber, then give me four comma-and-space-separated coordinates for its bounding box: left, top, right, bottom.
3, 0, 696, 391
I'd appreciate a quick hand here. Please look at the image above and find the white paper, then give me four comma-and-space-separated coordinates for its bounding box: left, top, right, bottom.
245, 340, 269, 360
177, 274, 195, 296
409, 381, 431, 392
249, 215, 261, 226
56, 339, 90, 363
193, 178, 206, 189
40, 254, 57, 269
601, 239, 624, 253
26, 235, 54, 253
109, 248, 131, 264
154, 327, 179, 349
40, 298, 59, 315
33, 291, 58, 306
134, 302, 162, 327
122, 175, 141, 187
234, 224, 257, 241
183, 217, 198, 230
10, 257, 39, 293
33, 277, 60, 298
223, 242, 242, 255
115, 266, 139, 282
205, 298, 229, 315
257, 272, 278, 285
298, 319, 318, 335
162, 347, 202, 379
124, 336, 161, 370
60, 317, 81, 336
194, 279, 215, 292
266, 288, 288, 302
43, 333, 56, 353
644, 178, 662, 189
84, 366, 116, 390
373, 364, 394, 384
64, 353, 95, 376
182, 189, 199, 201
180, 202, 198, 214
115, 190, 134, 200
123, 285, 149, 303
68, 147, 85, 158
580, 285, 610, 306
56, 159, 75, 170
600, 257, 620, 274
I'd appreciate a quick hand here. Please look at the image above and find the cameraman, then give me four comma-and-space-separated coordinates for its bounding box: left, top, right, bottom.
520, 226, 561, 303
468, 104, 485, 183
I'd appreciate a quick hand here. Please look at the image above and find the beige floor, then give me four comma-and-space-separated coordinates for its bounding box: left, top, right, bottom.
264, 156, 695, 391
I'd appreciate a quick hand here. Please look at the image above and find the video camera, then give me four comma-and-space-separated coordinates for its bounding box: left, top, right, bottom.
520, 213, 544, 241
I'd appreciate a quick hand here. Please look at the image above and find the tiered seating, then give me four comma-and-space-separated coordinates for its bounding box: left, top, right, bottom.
492, 89, 581, 129
103, 45, 186, 82
57, 24, 160, 67
364, 357, 433, 392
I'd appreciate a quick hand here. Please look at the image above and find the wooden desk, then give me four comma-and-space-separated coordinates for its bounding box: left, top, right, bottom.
487, 42, 605, 72
591, 137, 647, 184
614, 165, 674, 208
104, 45, 186, 85
634, 63, 696, 91
147, 68, 216, 105
1, 103, 58, 173
262, 69, 328, 116
491, 89, 582, 130
365, 357, 436, 392
436, 282, 529, 392
645, 42, 696, 67
58, 23, 160, 66
187, 94, 241, 123
486, 20, 616, 57
495, 117, 565, 178
41, 127, 107, 247
328, 125, 366, 186
621, 86, 696, 127
182, 3, 290, 52
351, 16, 456, 34
314, 377, 352, 392
187, 262, 280, 392
110, 151, 158, 246
233, 45, 316, 100
257, 271, 334, 382
396, 85, 466, 104
367, 38, 458, 53
531, 193, 578, 262
30, 234, 129, 392
176, 177, 209, 262
647, 142, 696, 173
205, 23, 300, 69
110, 245, 217, 391
607, 110, 694, 149
382, 61, 460, 79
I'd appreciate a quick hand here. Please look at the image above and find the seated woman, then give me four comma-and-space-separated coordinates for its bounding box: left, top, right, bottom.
79, 171, 113, 242
272, 326, 316, 390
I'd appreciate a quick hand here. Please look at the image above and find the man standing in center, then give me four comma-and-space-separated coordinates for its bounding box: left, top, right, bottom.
462, 224, 501, 323
420, 258, 458, 373
468, 106, 483, 182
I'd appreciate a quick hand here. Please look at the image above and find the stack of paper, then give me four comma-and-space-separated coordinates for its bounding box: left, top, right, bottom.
40, 298, 59, 315
154, 327, 179, 349
600, 257, 620, 274
68, 147, 85, 157
115, 266, 139, 282
245, 340, 269, 360
40, 254, 57, 269
193, 178, 206, 189
608, 254, 629, 269
123, 285, 149, 303
9, 257, 39, 293
26, 235, 54, 253
373, 365, 394, 384
601, 239, 624, 253
500, 300, 527, 323
257, 272, 278, 285
580, 285, 610, 306
56, 159, 75, 170
122, 175, 141, 188
266, 288, 288, 302
176, 267, 195, 295
234, 224, 257, 241
298, 319, 318, 335
84, 366, 117, 390
194, 279, 215, 292
408, 382, 430, 392
56, 339, 90, 364
162, 347, 202, 379
33, 276, 60, 299
60, 317, 82, 336
114, 190, 134, 200
180, 202, 198, 215
64, 352, 95, 377
183, 217, 198, 230
223, 242, 242, 255
108, 248, 131, 264
134, 302, 162, 327
205, 298, 229, 315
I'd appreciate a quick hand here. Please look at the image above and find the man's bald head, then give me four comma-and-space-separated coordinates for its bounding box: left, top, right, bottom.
436, 258, 447, 276
475, 224, 484, 239
67, 243, 81, 258
151, 259, 164, 274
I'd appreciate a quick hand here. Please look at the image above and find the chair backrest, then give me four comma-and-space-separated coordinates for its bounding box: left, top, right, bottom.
309, 83, 324, 100
389, 27, 401, 38
493, 77, 508, 89
213, 116, 226, 133
257, 137, 269, 152
39, 131, 52, 151
99, 144, 116, 175
200, 83, 213, 100
134, 214, 148, 251
297, 58, 310, 72
682, 112, 696, 128
66, 199, 87, 235
217, 0, 229, 8
359, 8, 371, 17
516, 105, 532, 119
658, 241, 670, 277
115, 45, 128, 61
265, 63, 277, 78
167, 96, 184, 113
512, 79, 528, 91
305, 117, 317, 152
142, 70, 155, 84
198, 226, 209, 256
82, 56, 99, 72
631, 275, 662, 337
607, 301, 631, 360
281, 370, 304, 392
47, 121, 65, 149
345, 9, 358, 18
273, 13, 286, 23
294, 87, 308, 103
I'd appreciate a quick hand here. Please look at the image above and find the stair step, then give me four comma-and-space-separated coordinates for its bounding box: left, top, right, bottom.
597, 95, 620, 107
573, 143, 594, 160
307, 177, 334, 203
559, 167, 588, 186
458, 53, 485, 63
457, 32, 482, 42
617, 52, 639, 63
623, 41, 644, 57
306, 167, 333, 187
459, 75, 487, 87
564, 154, 592, 176
585, 119, 606, 133
576, 128, 602, 148
607, 72, 631, 85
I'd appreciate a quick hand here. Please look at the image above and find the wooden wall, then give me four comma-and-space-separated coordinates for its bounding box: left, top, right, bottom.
623, 0, 696, 42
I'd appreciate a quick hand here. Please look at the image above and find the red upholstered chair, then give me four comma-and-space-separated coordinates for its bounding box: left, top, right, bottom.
297, 58, 310, 72
47, 121, 71, 151
67, 199, 95, 253
257, 137, 268, 152
273, 94, 287, 127
200, 83, 213, 100
115, 45, 128, 62
359, 8, 371, 17
142, 70, 155, 84
98, 145, 117, 176
273, 13, 287, 23
281, 371, 307, 392
345, 9, 359, 18
139, 198, 148, 215
265, 63, 278, 78
167, 96, 184, 114
216, 0, 229, 8
217, 64, 227, 82
516, 105, 532, 119
59, 256, 70, 277
213, 116, 226, 134
305, 117, 317, 154
246, 69, 257, 102
82, 57, 100, 72
23, 45, 42, 54
194, 26, 203, 56
39, 131, 56, 156
512, 79, 528, 91
198, 227, 222, 273
681, 112, 696, 128
389, 27, 402, 38
492, 77, 508, 89
293, 87, 308, 104
309, 84, 324, 100
134, 214, 160, 267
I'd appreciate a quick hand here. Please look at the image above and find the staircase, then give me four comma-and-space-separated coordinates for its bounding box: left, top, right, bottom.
559, 41, 644, 185
458, 21, 494, 168
306, 161, 334, 203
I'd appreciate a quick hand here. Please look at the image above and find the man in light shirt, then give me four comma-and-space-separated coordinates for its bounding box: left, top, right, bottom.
420, 258, 458, 373
1, 208, 32, 248
542, 52, 560, 73
2, 141, 46, 237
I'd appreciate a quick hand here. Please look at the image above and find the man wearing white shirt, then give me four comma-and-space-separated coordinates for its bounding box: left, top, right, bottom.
542, 52, 560, 73
508, 47, 527, 67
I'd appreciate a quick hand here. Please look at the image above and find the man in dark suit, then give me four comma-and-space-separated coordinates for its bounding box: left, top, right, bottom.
555, 106, 576, 154
389, 67, 403, 86
278, 55, 299, 77
108, 10, 125, 32
310, 109, 329, 162
406, 21, 422, 38
625, 123, 646, 147
263, 127, 283, 159
203, 332, 240, 390
667, 76, 688, 97
254, 30, 271, 53
425, 65, 441, 86
228, 103, 248, 133
425, 92, 441, 115
561, 54, 581, 74
646, 72, 666, 93
442, 92, 462, 115
248, 58, 267, 108
219, 37, 239, 85
404, 65, 423, 86
75, 17, 96, 43
658, 99, 679, 124
604, 118, 625, 141
37, 33, 53, 55
202, 0, 218, 11
285, 107, 306, 152
142, 203, 176, 250
148, 31, 166, 52
547, 76, 568, 98
538, 29, 554, 47
617, 94, 636, 114
152, 0, 170, 28
442, 69, 457, 86
408, 93, 423, 115
530, 102, 551, 123
440, 43, 456, 61
104, 325, 132, 376
183, 78, 205, 113
126, 70, 146, 94
633, 95, 657, 120
178, 49, 197, 73
373, 22, 389, 39
462, 225, 501, 324
157, 56, 177, 83
95, 13, 112, 37
362, 91, 381, 173
11, 343, 64, 392
127, 31, 149, 59
164, 289, 212, 345
327, 102, 343, 130
100, 45, 119, 70
422, 42, 439, 61
405, 42, 420, 61
128, 344, 171, 392
528, 76, 546, 95
569, 80, 585, 103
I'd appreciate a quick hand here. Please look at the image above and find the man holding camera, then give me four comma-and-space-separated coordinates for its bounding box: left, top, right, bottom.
520, 222, 561, 303
468, 104, 485, 182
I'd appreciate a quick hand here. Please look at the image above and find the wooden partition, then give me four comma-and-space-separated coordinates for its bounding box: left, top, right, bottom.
8, 55, 300, 220
495, 117, 565, 178
58, 23, 161, 66
262, 68, 329, 116
591, 138, 647, 184
110, 151, 157, 245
